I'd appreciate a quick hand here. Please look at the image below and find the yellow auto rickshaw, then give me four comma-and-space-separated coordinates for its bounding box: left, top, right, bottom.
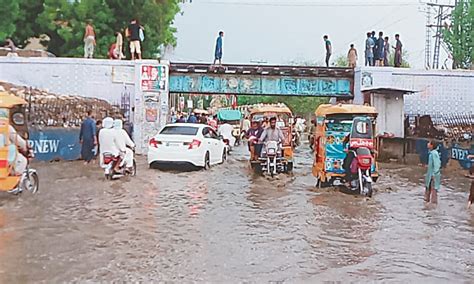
0, 91, 38, 194
312, 104, 379, 192
249, 104, 294, 175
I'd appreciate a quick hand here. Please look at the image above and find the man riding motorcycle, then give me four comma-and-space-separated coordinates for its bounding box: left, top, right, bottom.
98, 117, 121, 173
259, 117, 285, 144
7, 125, 28, 176
113, 119, 135, 170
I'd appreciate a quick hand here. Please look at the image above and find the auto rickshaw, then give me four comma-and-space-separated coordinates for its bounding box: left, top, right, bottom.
312, 104, 378, 193
0, 91, 38, 195
217, 109, 242, 146
249, 104, 294, 175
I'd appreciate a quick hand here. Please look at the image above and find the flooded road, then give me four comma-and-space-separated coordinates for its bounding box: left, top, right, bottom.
0, 145, 473, 282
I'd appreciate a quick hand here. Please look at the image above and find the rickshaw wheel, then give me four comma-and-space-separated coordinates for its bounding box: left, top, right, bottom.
25, 172, 39, 194
365, 183, 373, 198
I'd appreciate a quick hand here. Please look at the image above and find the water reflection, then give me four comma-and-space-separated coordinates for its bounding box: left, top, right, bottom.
0, 145, 471, 282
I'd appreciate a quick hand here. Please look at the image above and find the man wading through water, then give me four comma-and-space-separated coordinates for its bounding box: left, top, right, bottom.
425, 140, 441, 204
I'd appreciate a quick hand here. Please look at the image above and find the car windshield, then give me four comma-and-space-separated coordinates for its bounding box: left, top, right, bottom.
160, 126, 199, 136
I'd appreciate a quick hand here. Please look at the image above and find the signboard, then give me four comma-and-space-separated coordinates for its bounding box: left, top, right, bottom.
29, 128, 81, 161
112, 66, 134, 84
140, 65, 168, 92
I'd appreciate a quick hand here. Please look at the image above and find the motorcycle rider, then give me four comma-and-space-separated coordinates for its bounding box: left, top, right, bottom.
113, 119, 135, 171
7, 125, 28, 176
342, 134, 357, 185
259, 117, 286, 157
218, 121, 236, 147
259, 117, 285, 144
98, 117, 121, 173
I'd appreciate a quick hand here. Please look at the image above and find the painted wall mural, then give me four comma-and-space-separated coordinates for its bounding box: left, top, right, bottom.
169, 74, 352, 96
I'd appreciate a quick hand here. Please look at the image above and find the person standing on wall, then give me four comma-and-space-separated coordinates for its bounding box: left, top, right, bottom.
323, 35, 332, 67
365, 32, 375, 66
115, 30, 124, 60
383, 36, 391, 67
83, 20, 96, 59
347, 44, 358, 68
79, 110, 97, 165
370, 31, 377, 66
213, 31, 224, 65
393, 34, 403, 67
375, 31, 385, 66
126, 19, 143, 60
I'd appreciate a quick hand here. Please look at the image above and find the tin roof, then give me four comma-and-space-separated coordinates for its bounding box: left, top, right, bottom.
0, 92, 27, 108
315, 104, 377, 116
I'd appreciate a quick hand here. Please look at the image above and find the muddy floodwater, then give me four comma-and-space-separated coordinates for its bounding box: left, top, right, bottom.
0, 145, 472, 282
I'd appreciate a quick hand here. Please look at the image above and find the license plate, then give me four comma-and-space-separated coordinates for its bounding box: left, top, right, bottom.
167, 142, 180, 147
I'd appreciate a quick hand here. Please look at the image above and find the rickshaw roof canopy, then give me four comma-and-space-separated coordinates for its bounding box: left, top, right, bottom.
193, 109, 209, 115
250, 105, 292, 116
217, 109, 242, 121
0, 91, 27, 108
315, 104, 377, 117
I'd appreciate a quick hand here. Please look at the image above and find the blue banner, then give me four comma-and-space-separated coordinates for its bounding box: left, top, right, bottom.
450, 144, 473, 170
29, 127, 81, 161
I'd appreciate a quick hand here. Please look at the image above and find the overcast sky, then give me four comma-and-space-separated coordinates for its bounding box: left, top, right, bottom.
169, 0, 454, 68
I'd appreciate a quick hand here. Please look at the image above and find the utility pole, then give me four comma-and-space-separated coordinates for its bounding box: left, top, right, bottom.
425, 1, 456, 69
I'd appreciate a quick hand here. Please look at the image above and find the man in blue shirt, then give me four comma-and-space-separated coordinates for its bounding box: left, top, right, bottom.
365, 32, 375, 66
213, 31, 224, 65
187, 112, 198, 123
79, 111, 97, 165
375, 31, 385, 66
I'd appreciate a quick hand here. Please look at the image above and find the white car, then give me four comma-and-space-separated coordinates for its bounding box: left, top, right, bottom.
148, 123, 227, 169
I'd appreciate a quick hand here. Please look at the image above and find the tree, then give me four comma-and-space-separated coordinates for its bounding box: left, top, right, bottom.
0, 0, 20, 40
12, 0, 45, 48
443, 0, 473, 69
11, 0, 181, 58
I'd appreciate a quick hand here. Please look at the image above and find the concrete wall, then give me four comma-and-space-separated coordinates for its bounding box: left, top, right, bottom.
372, 94, 405, 138
355, 67, 474, 115
0, 57, 169, 154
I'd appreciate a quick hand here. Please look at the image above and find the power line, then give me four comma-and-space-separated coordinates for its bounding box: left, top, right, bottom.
197, 1, 419, 7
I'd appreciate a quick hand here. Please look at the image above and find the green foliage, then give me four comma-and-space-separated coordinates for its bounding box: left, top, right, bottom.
11, 0, 45, 47
334, 55, 348, 67
0, 0, 20, 40
9, 0, 181, 58
443, 0, 473, 69
237, 96, 329, 116
388, 50, 410, 68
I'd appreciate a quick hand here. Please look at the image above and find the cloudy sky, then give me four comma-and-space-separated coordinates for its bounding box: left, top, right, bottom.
170, 0, 454, 68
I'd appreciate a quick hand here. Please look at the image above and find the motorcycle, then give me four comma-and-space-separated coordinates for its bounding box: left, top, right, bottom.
259, 141, 284, 177
8, 149, 39, 195
345, 147, 374, 197
291, 129, 300, 148
102, 149, 136, 180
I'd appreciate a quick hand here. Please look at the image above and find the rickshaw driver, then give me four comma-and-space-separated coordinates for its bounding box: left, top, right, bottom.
7, 124, 28, 176
259, 117, 285, 144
